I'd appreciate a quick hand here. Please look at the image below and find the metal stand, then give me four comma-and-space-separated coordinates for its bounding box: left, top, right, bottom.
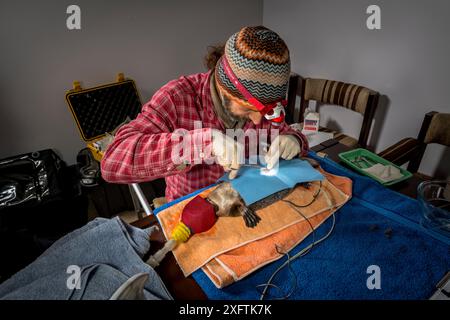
128, 183, 153, 219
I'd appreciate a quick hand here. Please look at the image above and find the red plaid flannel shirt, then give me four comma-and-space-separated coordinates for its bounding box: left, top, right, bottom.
101, 71, 309, 201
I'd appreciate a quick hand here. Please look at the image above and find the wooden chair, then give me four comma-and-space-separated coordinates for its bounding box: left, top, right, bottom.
286, 73, 380, 148
378, 111, 450, 173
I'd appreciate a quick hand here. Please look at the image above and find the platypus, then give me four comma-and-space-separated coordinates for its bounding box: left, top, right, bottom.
146, 157, 321, 268
206, 157, 320, 228
206, 181, 295, 228
206, 182, 261, 228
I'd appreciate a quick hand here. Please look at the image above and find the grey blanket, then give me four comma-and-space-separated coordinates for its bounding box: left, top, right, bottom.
0, 217, 172, 300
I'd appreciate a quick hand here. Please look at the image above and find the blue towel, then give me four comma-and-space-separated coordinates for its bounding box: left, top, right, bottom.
0, 217, 172, 300
156, 151, 450, 300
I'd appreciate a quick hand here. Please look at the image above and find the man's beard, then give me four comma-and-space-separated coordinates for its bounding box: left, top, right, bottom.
220, 94, 247, 122
224, 105, 247, 122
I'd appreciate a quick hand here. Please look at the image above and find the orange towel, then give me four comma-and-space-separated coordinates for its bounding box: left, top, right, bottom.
157, 168, 352, 288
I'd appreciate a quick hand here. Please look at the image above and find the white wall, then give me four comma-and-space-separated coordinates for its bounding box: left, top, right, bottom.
0, 0, 262, 164
264, 0, 450, 178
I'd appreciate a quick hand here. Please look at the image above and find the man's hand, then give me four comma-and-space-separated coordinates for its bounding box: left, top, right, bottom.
211, 130, 244, 179
265, 135, 301, 170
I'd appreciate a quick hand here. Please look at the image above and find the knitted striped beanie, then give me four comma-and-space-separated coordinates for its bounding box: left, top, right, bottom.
215, 26, 291, 111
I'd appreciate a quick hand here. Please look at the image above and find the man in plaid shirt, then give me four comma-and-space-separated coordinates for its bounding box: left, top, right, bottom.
101, 26, 308, 202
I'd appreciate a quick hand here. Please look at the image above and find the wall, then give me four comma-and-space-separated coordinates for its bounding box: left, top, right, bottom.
264, 0, 450, 177
0, 0, 262, 164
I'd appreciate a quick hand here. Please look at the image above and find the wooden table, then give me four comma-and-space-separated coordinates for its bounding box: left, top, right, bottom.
132, 139, 429, 300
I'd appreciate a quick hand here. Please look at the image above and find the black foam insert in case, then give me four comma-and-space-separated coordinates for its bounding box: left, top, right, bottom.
66, 79, 142, 142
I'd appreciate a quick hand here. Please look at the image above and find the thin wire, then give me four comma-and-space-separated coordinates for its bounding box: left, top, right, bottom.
256, 184, 336, 300
255, 246, 297, 300
258, 213, 336, 300
256, 184, 320, 300
280, 180, 323, 257
283, 181, 323, 208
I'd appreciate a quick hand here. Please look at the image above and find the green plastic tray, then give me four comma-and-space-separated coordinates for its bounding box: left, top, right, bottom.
338, 148, 413, 186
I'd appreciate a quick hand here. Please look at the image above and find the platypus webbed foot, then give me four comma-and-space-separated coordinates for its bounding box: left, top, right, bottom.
242, 206, 261, 228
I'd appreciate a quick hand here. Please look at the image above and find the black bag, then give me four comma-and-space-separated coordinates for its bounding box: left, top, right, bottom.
0, 149, 88, 282
0, 149, 66, 210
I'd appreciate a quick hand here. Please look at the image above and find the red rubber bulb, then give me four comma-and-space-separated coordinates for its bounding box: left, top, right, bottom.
181, 195, 217, 234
